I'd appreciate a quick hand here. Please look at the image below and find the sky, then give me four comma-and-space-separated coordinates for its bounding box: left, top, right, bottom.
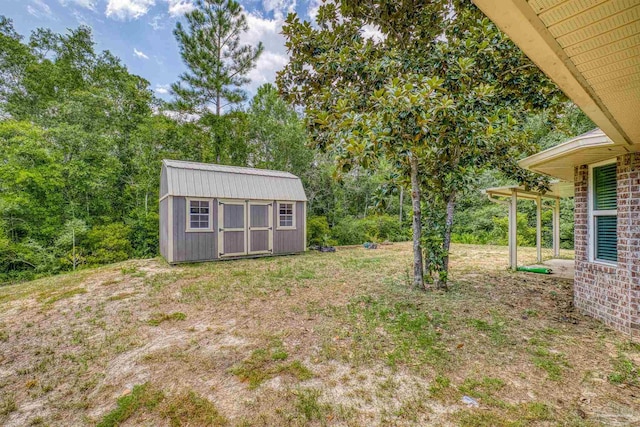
2, 0, 324, 100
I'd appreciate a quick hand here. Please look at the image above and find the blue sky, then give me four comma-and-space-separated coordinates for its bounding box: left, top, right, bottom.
2, 0, 323, 100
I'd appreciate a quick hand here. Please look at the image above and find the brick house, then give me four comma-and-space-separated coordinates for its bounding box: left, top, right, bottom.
520, 130, 640, 337
475, 0, 640, 338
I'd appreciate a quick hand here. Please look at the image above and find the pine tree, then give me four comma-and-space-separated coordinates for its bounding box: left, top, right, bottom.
172, 0, 263, 117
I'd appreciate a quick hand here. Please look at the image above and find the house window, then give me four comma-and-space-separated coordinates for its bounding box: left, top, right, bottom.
590, 162, 617, 263
277, 202, 295, 229
187, 199, 212, 231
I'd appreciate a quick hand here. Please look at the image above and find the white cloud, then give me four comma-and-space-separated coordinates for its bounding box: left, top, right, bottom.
307, 0, 322, 22
59, 0, 97, 10
261, 0, 296, 20
72, 9, 90, 25
106, 0, 155, 20
149, 13, 165, 30
241, 12, 290, 94
243, 13, 280, 49
133, 48, 150, 59
162, 109, 199, 122
361, 24, 384, 43
246, 50, 288, 94
166, 0, 195, 17
155, 84, 170, 94
27, 0, 53, 19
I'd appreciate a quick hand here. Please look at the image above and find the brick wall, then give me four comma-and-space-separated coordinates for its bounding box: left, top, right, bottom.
573, 153, 640, 338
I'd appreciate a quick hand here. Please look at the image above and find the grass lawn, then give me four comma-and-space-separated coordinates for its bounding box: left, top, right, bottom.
0, 243, 638, 426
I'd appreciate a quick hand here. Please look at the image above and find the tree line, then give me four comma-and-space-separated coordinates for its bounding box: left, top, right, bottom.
0, 0, 591, 285
0, 3, 405, 284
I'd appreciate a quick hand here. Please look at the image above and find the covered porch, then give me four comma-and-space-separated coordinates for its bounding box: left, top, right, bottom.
483, 180, 574, 272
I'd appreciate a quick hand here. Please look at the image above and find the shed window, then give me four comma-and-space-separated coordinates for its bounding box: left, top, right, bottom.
187, 199, 211, 231
590, 162, 617, 263
278, 202, 295, 229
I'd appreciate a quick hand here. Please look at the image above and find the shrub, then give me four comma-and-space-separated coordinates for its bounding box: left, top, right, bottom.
128, 210, 160, 258
306, 216, 331, 246
369, 215, 407, 242
331, 215, 407, 245
330, 217, 363, 245
85, 223, 133, 265
491, 213, 537, 247
451, 233, 490, 245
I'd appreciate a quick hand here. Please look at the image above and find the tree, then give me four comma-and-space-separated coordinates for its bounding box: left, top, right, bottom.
278, 1, 562, 289
55, 218, 88, 270
0, 17, 34, 118
246, 83, 313, 176
172, 0, 263, 162
0, 20, 159, 280
173, 0, 263, 115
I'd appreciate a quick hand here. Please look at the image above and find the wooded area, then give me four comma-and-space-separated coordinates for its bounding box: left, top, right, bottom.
0, 0, 592, 284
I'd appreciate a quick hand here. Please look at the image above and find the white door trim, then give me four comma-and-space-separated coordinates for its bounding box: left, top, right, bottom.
247, 200, 273, 255
218, 199, 248, 257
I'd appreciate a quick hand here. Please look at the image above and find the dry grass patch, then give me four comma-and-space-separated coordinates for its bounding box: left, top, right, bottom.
230, 339, 313, 389
97, 383, 164, 427
147, 311, 187, 326
0, 244, 639, 426
161, 390, 228, 426
96, 383, 227, 427
39, 287, 88, 305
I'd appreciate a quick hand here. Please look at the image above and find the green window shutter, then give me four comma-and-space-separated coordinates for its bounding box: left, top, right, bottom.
595, 216, 617, 262
594, 163, 617, 210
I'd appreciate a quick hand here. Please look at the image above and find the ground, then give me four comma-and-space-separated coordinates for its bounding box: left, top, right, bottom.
0, 243, 638, 426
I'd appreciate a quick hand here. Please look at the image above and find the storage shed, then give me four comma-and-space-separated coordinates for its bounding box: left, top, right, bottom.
159, 159, 307, 264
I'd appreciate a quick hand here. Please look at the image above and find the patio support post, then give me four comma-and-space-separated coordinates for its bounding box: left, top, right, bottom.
509, 189, 518, 270
553, 197, 560, 257
536, 195, 542, 263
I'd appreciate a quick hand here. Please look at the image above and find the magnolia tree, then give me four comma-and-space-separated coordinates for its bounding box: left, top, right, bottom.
278, 1, 562, 289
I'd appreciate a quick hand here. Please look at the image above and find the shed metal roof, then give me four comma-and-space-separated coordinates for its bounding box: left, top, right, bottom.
162, 159, 307, 201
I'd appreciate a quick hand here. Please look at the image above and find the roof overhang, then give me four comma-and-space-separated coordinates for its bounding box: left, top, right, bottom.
484, 180, 574, 200
518, 128, 631, 181
473, 0, 640, 152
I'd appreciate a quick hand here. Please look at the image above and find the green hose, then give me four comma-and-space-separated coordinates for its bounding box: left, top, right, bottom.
517, 266, 552, 274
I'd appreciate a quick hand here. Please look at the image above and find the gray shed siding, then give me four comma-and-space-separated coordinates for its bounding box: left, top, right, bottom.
250, 230, 269, 252
160, 160, 307, 264
273, 201, 305, 254
159, 197, 169, 260
160, 166, 168, 197
172, 197, 217, 262
223, 231, 245, 254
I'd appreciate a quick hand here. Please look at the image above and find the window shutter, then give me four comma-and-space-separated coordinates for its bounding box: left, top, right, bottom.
594, 163, 617, 210
595, 216, 617, 262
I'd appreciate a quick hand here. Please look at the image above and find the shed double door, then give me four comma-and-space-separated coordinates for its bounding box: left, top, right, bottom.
218, 200, 273, 257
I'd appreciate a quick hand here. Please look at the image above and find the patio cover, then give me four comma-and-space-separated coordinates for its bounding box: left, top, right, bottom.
473, 0, 640, 271
483, 181, 573, 270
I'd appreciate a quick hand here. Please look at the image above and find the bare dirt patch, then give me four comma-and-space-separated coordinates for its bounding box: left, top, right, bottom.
0, 245, 638, 426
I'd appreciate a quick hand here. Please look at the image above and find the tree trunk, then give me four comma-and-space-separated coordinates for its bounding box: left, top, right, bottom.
215, 29, 222, 164
437, 192, 456, 290
399, 186, 404, 224
409, 154, 424, 290
72, 227, 76, 271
